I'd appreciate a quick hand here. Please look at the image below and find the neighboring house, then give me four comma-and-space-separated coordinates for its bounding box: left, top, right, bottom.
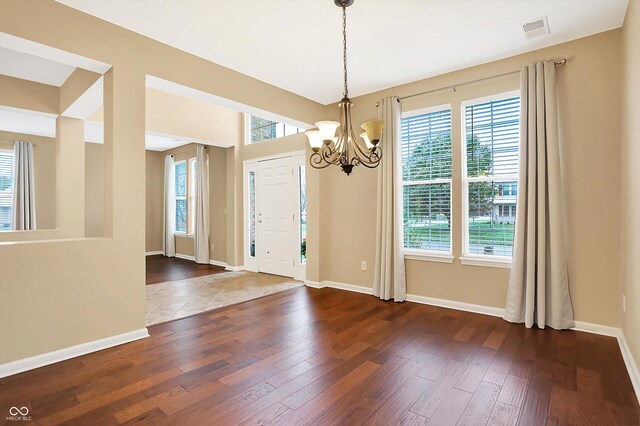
492, 181, 517, 224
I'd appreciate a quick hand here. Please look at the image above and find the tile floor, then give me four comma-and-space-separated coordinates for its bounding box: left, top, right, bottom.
145, 271, 303, 325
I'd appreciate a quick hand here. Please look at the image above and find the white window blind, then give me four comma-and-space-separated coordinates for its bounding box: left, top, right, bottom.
0, 150, 13, 231
249, 115, 303, 144
401, 107, 452, 252
464, 95, 520, 257
174, 160, 187, 233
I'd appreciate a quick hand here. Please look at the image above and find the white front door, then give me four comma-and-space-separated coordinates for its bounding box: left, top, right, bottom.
257, 157, 295, 277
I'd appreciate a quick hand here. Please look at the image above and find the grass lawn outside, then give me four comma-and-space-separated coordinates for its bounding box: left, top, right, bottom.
405, 221, 515, 247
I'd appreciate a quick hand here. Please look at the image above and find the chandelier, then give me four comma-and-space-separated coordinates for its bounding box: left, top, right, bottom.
305, 0, 384, 175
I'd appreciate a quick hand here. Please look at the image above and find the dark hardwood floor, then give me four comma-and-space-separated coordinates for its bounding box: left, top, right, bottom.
1, 287, 638, 425
146, 254, 226, 285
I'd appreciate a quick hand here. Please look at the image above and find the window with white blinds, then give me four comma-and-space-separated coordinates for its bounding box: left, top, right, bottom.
0, 150, 13, 231
401, 107, 452, 253
463, 93, 520, 258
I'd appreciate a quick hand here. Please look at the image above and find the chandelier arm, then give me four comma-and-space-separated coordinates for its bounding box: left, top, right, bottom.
348, 125, 382, 166
348, 125, 370, 159
321, 145, 341, 165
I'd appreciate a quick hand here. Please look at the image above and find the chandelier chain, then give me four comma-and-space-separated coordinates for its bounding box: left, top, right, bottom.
342, 6, 348, 98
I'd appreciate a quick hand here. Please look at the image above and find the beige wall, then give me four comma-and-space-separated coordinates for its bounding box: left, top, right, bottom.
0, 75, 59, 115
0, 131, 56, 231
85, 142, 104, 237
320, 29, 624, 327
60, 69, 101, 114
0, 0, 325, 365
621, 0, 640, 375
0, 66, 148, 364
145, 150, 164, 253
91, 87, 244, 148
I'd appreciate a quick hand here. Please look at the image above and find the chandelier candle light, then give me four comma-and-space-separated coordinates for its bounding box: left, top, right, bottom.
306, 0, 384, 175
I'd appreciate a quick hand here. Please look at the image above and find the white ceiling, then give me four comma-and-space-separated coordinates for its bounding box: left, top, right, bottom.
55, 0, 628, 104
0, 32, 112, 87
0, 47, 75, 87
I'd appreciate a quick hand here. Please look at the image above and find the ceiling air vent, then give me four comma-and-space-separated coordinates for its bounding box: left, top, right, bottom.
522, 16, 550, 38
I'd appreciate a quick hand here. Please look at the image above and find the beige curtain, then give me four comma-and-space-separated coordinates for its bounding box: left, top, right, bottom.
12, 141, 36, 230
163, 155, 176, 257
504, 61, 574, 330
373, 97, 406, 302
194, 146, 209, 264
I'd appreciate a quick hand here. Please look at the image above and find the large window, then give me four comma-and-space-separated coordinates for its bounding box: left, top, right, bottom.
0, 150, 13, 231
401, 107, 452, 254
175, 158, 198, 235
248, 115, 303, 144
463, 94, 520, 258
174, 160, 187, 233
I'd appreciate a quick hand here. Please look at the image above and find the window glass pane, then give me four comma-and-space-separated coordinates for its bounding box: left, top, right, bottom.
401, 108, 452, 252
175, 199, 187, 233
465, 97, 520, 177
0, 151, 13, 231
402, 109, 452, 180
299, 165, 306, 264
403, 183, 451, 251
175, 161, 187, 197
468, 181, 516, 256
249, 115, 302, 144
249, 171, 256, 258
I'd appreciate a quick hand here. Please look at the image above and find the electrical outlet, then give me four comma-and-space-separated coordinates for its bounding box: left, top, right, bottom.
210, 243, 215, 251
623, 294, 626, 312
361, 261, 367, 271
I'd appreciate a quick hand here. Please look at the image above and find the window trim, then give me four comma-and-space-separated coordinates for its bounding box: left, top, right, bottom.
401, 104, 454, 260
460, 90, 520, 265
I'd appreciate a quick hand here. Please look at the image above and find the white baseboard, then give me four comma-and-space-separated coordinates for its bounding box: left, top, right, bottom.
225, 265, 245, 272
145, 251, 163, 256
618, 330, 640, 404
314, 280, 639, 403
572, 321, 620, 337
209, 259, 228, 268
0, 328, 149, 378
175, 253, 195, 262
322, 280, 374, 295
406, 293, 506, 318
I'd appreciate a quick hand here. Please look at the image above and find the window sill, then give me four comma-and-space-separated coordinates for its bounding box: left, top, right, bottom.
460, 255, 512, 269
404, 250, 454, 264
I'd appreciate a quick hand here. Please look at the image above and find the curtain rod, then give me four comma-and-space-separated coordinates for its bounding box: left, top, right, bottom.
377, 58, 567, 106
